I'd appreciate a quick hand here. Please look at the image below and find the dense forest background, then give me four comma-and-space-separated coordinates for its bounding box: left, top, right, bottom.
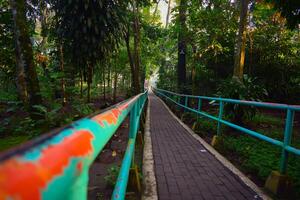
0, 0, 300, 198
0, 0, 299, 146
0, 0, 163, 142
157, 0, 300, 105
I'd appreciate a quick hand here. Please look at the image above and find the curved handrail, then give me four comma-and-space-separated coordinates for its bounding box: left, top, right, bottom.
0, 90, 148, 200
153, 87, 299, 175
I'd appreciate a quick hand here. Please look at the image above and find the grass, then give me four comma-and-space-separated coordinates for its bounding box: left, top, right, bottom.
0, 135, 32, 152
0, 99, 96, 152
219, 134, 300, 198
251, 113, 283, 126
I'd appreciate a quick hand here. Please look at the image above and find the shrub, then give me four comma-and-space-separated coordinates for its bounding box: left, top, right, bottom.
217, 75, 267, 124
104, 165, 120, 187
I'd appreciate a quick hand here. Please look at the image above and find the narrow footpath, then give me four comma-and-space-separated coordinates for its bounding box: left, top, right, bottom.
149, 92, 263, 200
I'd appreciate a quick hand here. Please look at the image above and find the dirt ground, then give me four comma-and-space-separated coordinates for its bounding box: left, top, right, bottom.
88, 118, 130, 200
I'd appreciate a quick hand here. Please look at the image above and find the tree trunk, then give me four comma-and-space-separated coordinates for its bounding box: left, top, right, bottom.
191, 44, 197, 95
113, 67, 118, 103
59, 44, 67, 106
125, 28, 140, 95
11, 0, 28, 106
140, 66, 145, 91
125, 31, 135, 89
11, 0, 42, 113
153, 0, 160, 16
80, 70, 83, 98
177, 0, 187, 93
39, 1, 49, 79
132, 1, 141, 94
39, 1, 47, 46
87, 63, 92, 103
107, 66, 111, 98
166, 0, 172, 28
248, 29, 253, 76
233, 0, 249, 80
103, 66, 106, 101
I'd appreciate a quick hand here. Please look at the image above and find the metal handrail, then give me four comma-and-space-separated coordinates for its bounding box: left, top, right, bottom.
153, 87, 299, 174
0, 90, 148, 200
156, 88, 300, 111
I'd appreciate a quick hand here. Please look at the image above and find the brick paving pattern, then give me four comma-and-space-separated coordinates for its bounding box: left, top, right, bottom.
149, 93, 261, 200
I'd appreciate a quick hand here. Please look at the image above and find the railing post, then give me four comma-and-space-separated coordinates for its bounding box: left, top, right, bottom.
217, 101, 224, 136
211, 101, 224, 147
279, 108, 295, 174
198, 98, 202, 112
185, 96, 188, 112
197, 98, 202, 121
129, 103, 138, 139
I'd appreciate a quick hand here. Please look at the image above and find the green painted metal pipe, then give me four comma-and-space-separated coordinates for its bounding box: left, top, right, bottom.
185, 96, 188, 112
198, 98, 202, 112
217, 101, 224, 135
155, 88, 300, 111
280, 109, 295, 174
112, 91, 147, 200
111, 139, 136, 200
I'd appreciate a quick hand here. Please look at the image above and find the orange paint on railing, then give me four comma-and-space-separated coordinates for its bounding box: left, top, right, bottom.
92, 99, 134, 127
0, 130, 94, 200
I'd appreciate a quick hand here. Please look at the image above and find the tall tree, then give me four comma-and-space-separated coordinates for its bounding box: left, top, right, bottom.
165, 0, 172, 28
125, 1, 142, 95
51, 0, 131, 100
9, 0, 28, 105
59, 43, 67, 105
132, 1, 142, 94
11, 0, 42, 111
233, 0, 249, 80
177, 0, 187, 92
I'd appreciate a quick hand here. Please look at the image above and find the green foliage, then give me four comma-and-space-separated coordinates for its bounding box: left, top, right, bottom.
0, 90, 18, 101
266, 0, 300, 29
104, 165, 120, 187
14, 117, 40, 136
50, 0, 131, 65
0, 135, 32, 152
250, 113, 283, 127
0, 0, 15, 91
221, 135, 280, 178
193, 119, 217, 136
251, 4, 300, 103
73, 102, 93, 117
219, 133, 300, 198
217, 76, 267, 123
96, 193, 104, 200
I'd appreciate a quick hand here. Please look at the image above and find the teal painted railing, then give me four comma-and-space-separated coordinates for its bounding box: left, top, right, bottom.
153, 87, 300, 174
0, 90, 148, 200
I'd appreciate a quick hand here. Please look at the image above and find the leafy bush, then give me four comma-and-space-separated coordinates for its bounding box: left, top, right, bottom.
104, 165, 120, 187
219, 134, 300, 198
0, 90, 18, 101
193, 119, 217, 136
33, 105, 63, 127
73, 101, 93, 117
217, 75, 267, 124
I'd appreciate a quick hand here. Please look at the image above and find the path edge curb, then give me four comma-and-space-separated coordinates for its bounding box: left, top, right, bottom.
142, 97, 158, 200
156, 95, 271, 200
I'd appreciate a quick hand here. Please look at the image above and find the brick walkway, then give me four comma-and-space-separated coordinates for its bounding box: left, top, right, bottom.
149, 93, 262, 200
